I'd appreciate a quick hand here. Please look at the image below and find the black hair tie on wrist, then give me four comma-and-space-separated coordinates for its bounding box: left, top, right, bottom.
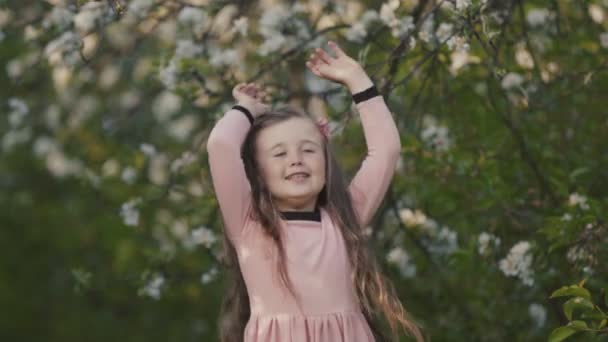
352, 85, 380, 104
232, 105, 254, 124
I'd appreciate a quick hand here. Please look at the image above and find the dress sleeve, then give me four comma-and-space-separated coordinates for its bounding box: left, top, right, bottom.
347, 95, 401, 228
207, 108, 253, 242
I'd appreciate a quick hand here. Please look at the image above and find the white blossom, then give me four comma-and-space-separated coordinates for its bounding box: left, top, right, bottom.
208, 47, 239, 67
119, 90, 141, 110
73, 1, 109, 34
2, 128, 32, 152
398, 208, 428, 227
436, 23, 453, 43
391, 16, 414, 38
258, 33, 287, 56
600, 32, 608, 49
380, 3, 397, 27
101, 159, 120, 177
128, 0, 155, 17
188, 181, 205, 197
425, 226, 459, 256
478, 232, 501, 255
6, 58, 24, 79
421, 115, 452, 151
158, 59, 178, 90
418, 13, 434, 43
8, 97, 29, 127
526, 8, 551, 27
140, 273, 164, 300
446, 35, 469, 52
42, 6, 74, 30
44, 31, 81, 67
449, 50, 481, 75
121, 166, 137, 184
0, 8, 12, 27
568, 192, 589, 210
140, 143, 156, 157
152, 91, 182, 122
499, 241, 534, 286
170, 150, 196, 172
386, 247, 417, 278
501, 72, 524, 89
456, 0, 472, 11
346, 22, 367, 42
45, 150, 82, 178
120, 197, 141, 226
346, 10, 379, 42
148, 154, 169, 185
186, 226, 217, 249
515, 43, 534, 69
98, 64, 121, 89
259, 5, 289, 37
529, 303, 547, 328
566, 245, 589, 263
379, 3, 414, 38
583, 266, 594, 275
24, 25, 42, 41
175, 39, 203, 59
177, 7, 207, 36
588, 4, 605, 24
201, 267, 218, 284
167, 115, 198, 142
33, 136, 59, 157
231, 16, 248, 37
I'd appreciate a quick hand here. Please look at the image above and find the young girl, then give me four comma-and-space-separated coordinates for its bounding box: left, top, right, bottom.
207, 41, 424, 342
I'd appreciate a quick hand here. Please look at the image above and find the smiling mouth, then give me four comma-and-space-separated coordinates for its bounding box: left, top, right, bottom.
286, 173, 310, 181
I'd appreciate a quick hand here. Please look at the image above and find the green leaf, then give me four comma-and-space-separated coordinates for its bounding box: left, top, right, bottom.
578, 278, 587, 288
357, 43, 371, 66
551, 285, 591, 300
604, 287, 608, 307
599, 319, 607, 329
581, 311, 608, 320
548, 326, 577, 342
569, 167, 590, 181
563, 297, 595, 320
568, 320, 588, 330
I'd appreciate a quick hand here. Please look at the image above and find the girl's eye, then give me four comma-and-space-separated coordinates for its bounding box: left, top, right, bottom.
305, 149, 315, 153
274, 152, 286, 157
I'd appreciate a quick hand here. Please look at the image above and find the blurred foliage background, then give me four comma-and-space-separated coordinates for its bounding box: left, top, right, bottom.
1, 0, 607, 341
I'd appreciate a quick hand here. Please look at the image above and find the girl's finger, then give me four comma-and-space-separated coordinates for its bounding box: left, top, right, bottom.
306, 62, 323, 79
307, 53, 317, 67
315, 48, 332, 64
327, 41, 345, 58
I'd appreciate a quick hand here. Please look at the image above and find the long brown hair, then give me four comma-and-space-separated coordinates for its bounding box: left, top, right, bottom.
218, 105, 426, 342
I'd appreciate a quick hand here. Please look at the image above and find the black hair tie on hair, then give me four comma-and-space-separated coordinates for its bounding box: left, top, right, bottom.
232, 105, 254, 124
352, 85, 380, 104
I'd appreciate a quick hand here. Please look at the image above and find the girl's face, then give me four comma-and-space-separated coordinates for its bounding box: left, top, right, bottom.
255, 117, 326, 212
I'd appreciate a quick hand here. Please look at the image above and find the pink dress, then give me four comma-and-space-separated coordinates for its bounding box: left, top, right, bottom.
207, 95, 401, 342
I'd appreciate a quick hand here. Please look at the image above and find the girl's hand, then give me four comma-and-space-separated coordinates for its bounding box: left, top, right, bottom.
305, 41, 373, 93
232, 82, 271, 118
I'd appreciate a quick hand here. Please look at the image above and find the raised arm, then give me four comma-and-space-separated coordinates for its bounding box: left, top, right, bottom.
207, 108, 253, 242
207, 83, 271, 242
348, 93, 401, 227
306, 41, 401, 227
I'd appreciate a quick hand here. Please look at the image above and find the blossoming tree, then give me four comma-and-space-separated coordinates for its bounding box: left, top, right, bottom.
1, 0, 607, 341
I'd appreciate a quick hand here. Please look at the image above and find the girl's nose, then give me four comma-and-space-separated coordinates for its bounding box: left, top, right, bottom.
288, 152, 303, 165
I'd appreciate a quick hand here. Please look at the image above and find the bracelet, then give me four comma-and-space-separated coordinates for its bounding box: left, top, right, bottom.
352, 85, 380, 104
232, 105, 254, 124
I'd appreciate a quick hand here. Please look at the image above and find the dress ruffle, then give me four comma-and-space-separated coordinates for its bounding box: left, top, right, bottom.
244, 310, 375, 342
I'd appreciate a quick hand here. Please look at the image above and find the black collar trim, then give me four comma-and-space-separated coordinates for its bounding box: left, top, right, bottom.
280, 207, 321, 222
